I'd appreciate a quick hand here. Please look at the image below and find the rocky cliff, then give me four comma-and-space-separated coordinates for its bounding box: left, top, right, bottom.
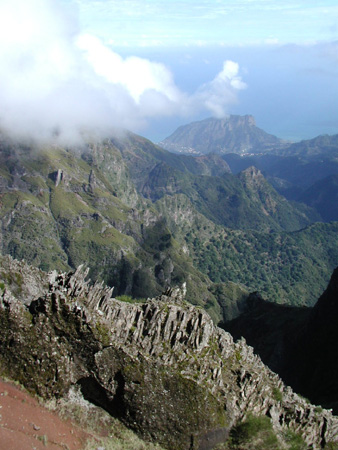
0, 255, 337, 450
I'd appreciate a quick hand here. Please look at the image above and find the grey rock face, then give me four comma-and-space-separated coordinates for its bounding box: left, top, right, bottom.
0, 261, 337, 449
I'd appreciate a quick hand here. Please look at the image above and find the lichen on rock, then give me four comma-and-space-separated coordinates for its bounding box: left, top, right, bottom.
0, 258, 337, 450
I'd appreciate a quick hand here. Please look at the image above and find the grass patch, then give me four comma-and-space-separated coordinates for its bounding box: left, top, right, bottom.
116, 295, 146, 304
272, 387, 283, 402
226, 414, 280, 450
325, 443, 338, 450
50, 187, 94, 219
283, 429, 307, 450
94, 322, 111, 347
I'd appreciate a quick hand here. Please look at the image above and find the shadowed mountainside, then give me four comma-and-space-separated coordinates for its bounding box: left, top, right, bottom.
223, 267, 338, 414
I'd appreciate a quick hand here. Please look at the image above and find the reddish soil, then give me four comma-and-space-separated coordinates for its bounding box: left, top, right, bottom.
0, 378, 93, 450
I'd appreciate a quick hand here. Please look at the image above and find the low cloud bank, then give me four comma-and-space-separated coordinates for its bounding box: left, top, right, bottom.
0, 0, 246, 145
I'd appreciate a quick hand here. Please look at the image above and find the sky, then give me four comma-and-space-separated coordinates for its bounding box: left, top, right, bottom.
74, 0, 338, 47
0, 0, 338, 144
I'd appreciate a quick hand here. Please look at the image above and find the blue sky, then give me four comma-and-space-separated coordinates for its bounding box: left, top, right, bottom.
72, 0, 338, 142
1, 0, 338, 144
75, 0, 338, 47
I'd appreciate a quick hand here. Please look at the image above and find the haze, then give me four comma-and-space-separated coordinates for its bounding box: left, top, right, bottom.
0, 0, 337, 144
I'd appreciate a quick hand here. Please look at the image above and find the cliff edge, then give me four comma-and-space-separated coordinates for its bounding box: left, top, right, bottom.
0, 256, 337, 450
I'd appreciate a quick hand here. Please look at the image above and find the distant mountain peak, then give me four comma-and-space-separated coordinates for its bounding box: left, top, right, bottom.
159, 115, 285, 156
239, 165, 263, 178
200, 114, 256, 127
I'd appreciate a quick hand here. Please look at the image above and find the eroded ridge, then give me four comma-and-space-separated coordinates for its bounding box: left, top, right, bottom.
1, 262, 338, 450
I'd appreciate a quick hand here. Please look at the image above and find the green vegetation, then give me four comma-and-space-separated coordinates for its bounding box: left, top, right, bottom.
272, 387, 283, 402
225, 414, 280, 450
218, 415, 307, 450
184, 221, 338, 306
283, 430, 307, 450
94, 322, 111, 346
84, 434, 165, 450
116, 295, 146, 304
1, 131, 338, 323
154, 193, 338, 308
37, 434, 48, 446
143, 161, 315, 233
0, 270, 24, 296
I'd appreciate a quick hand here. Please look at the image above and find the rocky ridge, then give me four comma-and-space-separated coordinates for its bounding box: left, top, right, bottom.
0, 256, 337, 450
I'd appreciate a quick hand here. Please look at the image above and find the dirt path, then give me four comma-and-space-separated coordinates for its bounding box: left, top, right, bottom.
0, 378, 93, 450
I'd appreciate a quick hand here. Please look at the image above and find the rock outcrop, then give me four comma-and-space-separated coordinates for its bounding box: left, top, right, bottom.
0, 257, 338, 449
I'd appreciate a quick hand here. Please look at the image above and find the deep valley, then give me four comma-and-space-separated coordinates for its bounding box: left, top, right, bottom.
2, 115, 338, 449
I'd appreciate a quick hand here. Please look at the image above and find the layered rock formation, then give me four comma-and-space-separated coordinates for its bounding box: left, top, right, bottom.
0, 256, 338, 449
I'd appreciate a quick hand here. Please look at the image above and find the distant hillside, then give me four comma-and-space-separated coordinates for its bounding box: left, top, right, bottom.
159, 115, 285, 155
0, 130, 337, 315
142, 163, 318, 232
274, 133, 338, 158
297, 174, 338, 222
0, 136, 219, 317
222, 133, 338, 219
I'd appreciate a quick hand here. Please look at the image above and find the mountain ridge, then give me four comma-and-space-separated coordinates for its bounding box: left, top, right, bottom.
0, 130, 337, 312
1, 255, 337, 450
159, 115, 286, 155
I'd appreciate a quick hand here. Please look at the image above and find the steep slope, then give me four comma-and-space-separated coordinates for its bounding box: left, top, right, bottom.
223, 266, 338, 415
1, 256, 337, 450
142, 162, 317, 232
236, 166, 318, 230
297, 174, 338, 222
0, 378, 92, 450
1, 132, 338, 314
275, 133, 338, 158
286, 267, 338, 412
159, 115, 285, 155
223, 134, 338, 207
108, 131, 231, 190
158, 196, 338, 306
0, 138, 218, 315
222, 294, 310, 376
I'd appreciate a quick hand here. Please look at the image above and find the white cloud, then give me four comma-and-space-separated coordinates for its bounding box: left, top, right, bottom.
0, 0, 246, 145
76, 34, 183, 104
189, 60, 247, 117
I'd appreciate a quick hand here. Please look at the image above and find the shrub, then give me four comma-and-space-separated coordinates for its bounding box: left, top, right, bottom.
228, 414, 280, 450
283, 429, 307, 450
272, 387, 283, 402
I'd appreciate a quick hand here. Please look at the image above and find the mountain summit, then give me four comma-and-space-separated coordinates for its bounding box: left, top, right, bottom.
159, 115, 285, 155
